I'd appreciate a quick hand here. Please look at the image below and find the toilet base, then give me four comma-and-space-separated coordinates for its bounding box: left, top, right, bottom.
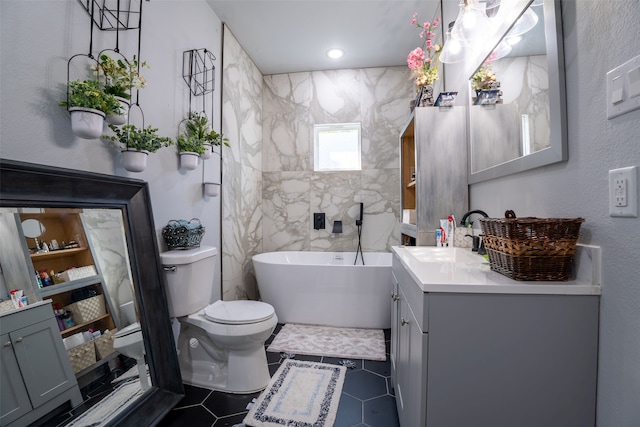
177, 320, 274, 394
180, 346, 271, 394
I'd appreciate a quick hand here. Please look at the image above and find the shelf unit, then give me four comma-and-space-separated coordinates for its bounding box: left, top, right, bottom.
15, 208, 117, 376
398, 107, 469, 246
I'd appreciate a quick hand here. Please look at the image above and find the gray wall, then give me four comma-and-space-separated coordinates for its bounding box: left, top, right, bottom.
443, 1, 640, 426
0, 0, 223, 302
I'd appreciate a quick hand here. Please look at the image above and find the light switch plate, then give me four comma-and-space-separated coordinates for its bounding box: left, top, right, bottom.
606, 54, 640, 119
609, 166, 638, 217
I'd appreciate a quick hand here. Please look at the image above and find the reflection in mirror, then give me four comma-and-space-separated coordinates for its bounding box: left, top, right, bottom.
1, 206, 149, 424
21, 218, 46, 238
467, 0, 566, 183
1, 160, 183, 426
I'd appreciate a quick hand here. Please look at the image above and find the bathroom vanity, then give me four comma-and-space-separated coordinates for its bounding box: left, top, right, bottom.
0, 301, 82, 426
390, 246, 600, 427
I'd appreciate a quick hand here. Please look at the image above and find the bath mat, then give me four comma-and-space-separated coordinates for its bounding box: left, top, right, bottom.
267, 323, 386, 361
243, 359, 346, 427
65, 378, 145, 426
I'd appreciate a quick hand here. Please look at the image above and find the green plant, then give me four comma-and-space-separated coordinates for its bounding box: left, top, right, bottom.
177, 134, 206, 155
182, 112, 230, 147
60, 80, 121, 114
95, 54, 149, 100
104, 124, 173, 152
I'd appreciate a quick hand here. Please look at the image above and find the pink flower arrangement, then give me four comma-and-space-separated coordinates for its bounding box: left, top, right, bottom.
407, 13, 442, 87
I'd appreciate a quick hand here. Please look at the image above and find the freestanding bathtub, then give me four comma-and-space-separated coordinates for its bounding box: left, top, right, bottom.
252, 251, 392, 329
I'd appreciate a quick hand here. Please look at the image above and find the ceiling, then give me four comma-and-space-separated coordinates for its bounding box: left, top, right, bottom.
205, 0, 441, 75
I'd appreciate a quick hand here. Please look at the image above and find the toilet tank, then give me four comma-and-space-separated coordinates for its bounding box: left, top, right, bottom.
160, 246, 217, 317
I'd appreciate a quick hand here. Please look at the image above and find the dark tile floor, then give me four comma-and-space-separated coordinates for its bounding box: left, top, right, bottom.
158, 325, 399, 427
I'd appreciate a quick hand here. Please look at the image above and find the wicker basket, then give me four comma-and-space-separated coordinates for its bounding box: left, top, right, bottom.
162, 218, 205, 250
64, 294, 106, 324
94, 328, 118, 360
67, 341, 96, 373
479, 217, 584, 281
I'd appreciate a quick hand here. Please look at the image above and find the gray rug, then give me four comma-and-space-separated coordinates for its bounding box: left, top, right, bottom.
243, 360, 346, 427
267, 323, 386, 361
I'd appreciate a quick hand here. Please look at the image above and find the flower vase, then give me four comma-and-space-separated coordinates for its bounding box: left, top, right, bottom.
203, 182, 220, 197
180, 152, 199, 170
201, 143, 213, 160
418, 85, 434, 107
121, 149, 149, 172
68, 107, 105, 139
106, 97, 130, 126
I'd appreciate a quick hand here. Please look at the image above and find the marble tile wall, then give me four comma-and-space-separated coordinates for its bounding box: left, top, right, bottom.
221, 28, 263, 301
222, 28, 414, 299
263, 67, 413, 253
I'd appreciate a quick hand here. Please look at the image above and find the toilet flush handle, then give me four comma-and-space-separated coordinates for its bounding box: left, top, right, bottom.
163, 265, 177, 272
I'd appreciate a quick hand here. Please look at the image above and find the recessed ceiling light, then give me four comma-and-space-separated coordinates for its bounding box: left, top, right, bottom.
326, 48, 344, 59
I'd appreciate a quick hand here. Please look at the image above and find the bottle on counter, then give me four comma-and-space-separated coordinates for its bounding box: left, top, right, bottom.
39, 270, 53, 287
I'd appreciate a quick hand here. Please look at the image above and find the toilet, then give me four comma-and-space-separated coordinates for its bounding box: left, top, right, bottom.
160, 246, 277, 394
112, 310, 150, 390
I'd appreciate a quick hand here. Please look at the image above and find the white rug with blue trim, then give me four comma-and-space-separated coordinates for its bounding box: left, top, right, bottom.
243, 359, 346, 427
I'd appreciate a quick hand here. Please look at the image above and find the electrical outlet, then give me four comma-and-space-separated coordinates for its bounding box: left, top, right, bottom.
609, 166, 638, 217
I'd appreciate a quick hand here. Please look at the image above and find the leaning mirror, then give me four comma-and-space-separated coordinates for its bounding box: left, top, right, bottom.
467, 0, 566, 183
0, 160, 183, 426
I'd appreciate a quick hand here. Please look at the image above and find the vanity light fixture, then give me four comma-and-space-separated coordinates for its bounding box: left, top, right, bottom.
440, 22, 467, 64
326, 48, 344, 59
506, 7, 539, 37
450, 0, 491, 43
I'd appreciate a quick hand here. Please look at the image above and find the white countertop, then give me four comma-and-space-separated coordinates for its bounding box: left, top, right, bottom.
391, 245, 601, 295
0, 299, 51, 318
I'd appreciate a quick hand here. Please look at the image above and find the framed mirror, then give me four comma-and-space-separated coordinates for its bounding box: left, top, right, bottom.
0, 160, 183, 425
467, 0, 567, 183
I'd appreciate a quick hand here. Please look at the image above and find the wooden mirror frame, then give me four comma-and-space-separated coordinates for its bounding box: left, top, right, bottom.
0, 159, 183, 425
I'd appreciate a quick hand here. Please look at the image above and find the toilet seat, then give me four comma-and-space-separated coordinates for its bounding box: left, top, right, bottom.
204, 300, 274, 325
115, 322, 141, 338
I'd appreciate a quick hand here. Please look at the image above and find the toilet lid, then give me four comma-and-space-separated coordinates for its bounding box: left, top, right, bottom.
204, 300, 274, 325
115, 322, 141, 338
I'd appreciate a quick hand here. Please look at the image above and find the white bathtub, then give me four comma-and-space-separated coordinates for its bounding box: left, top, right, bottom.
252, 251, 392, 329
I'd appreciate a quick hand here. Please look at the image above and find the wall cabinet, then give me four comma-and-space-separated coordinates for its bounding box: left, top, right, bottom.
399, 107, 468, 246
390, 253, 599, 427
16, 209, 116, 376
0, 302, 82, 426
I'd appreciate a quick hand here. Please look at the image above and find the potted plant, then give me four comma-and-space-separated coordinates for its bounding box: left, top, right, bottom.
407, 14, 442, 107
176, 133, 205, 170
96, 54, 149, 125
60, 79, 121, 139
103, 124, 173, 172
180, 112, 230, 160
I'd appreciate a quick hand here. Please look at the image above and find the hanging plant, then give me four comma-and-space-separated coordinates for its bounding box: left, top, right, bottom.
96, 54, 149, 100
60, 79, 121, 139
95, 54, 149, 125
103, 124, 173, 172
179, 112, 230, 159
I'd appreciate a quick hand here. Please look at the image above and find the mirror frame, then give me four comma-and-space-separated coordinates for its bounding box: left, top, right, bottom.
0, 159, 183, 425
467, 0, 567, 184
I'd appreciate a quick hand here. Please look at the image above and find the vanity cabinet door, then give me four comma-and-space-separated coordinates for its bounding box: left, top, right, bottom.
390, 272, 400, 387
394, 282, 428, 427
0, 333, 31, 426
10, 318, 77, 409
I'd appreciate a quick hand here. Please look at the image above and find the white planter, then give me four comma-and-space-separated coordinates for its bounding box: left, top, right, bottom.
106, 97, 130, 126
201, 143, 213, 159
180, 152, 199, 170
69, 107, 105, 139
203, 182, 220, 197
122, 149, 149, 172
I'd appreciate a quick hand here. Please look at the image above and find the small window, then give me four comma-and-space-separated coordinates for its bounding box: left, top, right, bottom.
313, 123, 362, 171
